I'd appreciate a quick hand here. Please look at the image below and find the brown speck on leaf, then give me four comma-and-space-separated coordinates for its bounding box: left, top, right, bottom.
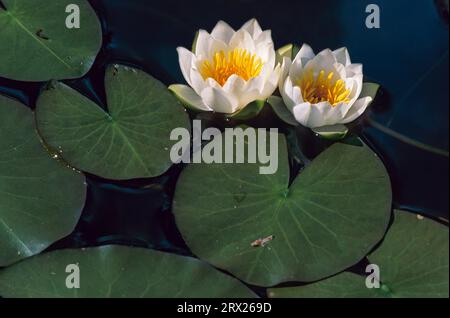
251, 235, 274, 247
36, 29, 49, 40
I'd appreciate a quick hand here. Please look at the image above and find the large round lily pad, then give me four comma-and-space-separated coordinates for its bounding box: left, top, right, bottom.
36, 64, 191, 180
173, 132, 392, 286
0, 94, 86, 267
0, 245, 257, 298
267, 210, 449, 298
0, 0, 102, 81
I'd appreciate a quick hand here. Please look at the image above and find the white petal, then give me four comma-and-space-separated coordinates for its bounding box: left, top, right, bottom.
211, 20, 235, 44
259, 64, 281, 98
279, 57, 292, 91
241, 18, 263, 38
256, 56, 276, 86
201, 86, 239, 113
341, 96, 372, 124
222, 74, 244, 93
321, 103, 348, 125
346, 63, 363, 77
177, 47, 196, 87
223, 75, 247, 98
281, 77, 298, 108
229, 29, 256, 53
256, 42, 275, 65
224, 75, 259, 110
304, 49, 337, 73
168, 84, 211, 111
341, 74, 363, 117
195, 30, 227, 60
308, 102, 334, 127
189, 69, 207, 95
205, 77, 221, 88
255, 30, 273, 47
291, 102, 314, 127
302, 50, 347, 86
293, 101, 349, 128
292, 86, 303, 105
195, 30, 212, 58
289, 44, 314, 80
293, 43, 315, 66
225, 64, 279, 110
333, 47, 351, 66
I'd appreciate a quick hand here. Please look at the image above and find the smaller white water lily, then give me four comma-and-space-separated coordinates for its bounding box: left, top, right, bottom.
278, 44, 372, 128
170, 19, 281, 114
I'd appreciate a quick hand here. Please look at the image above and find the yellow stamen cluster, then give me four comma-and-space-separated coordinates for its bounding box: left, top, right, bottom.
200, 48, 263, 86
298, 69, 351, 106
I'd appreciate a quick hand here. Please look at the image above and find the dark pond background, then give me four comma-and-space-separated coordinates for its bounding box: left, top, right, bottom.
0, 0, 448, 292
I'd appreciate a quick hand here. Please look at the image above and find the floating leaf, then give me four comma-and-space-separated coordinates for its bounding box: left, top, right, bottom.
0, 0, 102, 81
268, 96, 298, 126
369, 210, 449, 298
173, 131, 392, 286
36, 65, 191, 180
267, 210, 449, 298
0, 94, 86, 266
0, 245, 257, 298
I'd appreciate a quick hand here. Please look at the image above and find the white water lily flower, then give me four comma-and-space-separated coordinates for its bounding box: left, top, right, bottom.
279, 44, 372, 128
170, 19, 281, 114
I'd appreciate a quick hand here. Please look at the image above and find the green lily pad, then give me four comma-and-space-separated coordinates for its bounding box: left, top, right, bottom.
228, 100, 266, 120
36, 64, 191, 180
312, 124, 349, 141
0, 94, 86, 267
267, 210, 449, 298
0, 0, 102, 81
173, 131, 392, 286
0, 245, 257, 298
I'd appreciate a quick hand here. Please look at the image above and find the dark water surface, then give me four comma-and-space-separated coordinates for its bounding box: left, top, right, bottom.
0, 1, 448, 269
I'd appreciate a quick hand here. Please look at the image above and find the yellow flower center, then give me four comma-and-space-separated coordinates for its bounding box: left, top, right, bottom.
298, 69, 351, 106
200, 48, 263, 86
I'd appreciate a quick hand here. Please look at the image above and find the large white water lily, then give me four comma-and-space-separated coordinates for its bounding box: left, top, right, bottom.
278, 44, 372, 128
170, 19, 281, 114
